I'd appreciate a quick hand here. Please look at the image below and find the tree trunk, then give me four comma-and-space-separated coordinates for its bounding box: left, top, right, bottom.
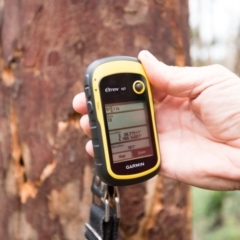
0, 0, 191, 239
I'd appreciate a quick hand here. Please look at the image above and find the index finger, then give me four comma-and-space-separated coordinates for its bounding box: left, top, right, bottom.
72, 92, 87, 114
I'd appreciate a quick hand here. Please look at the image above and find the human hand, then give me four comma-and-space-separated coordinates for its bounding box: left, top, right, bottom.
73, 50, 240, 190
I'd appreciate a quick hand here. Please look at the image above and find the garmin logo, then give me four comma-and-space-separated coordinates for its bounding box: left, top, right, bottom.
105, 87, 119, 92
126, 162, 145, 169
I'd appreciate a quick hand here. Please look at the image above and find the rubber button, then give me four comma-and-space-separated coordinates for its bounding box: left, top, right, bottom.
84, 74, 89, 84
91, 125, 98, 140
87, 101, 93, 113
85, 86, 91, 99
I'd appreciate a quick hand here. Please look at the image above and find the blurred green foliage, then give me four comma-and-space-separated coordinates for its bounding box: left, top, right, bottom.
192, 188, 240, 240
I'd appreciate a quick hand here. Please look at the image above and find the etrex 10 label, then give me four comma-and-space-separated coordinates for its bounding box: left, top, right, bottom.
105, 87, 127, 92
105, 101, 153, 163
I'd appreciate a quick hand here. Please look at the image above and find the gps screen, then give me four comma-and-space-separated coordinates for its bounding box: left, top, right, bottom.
105, 101, 153, 163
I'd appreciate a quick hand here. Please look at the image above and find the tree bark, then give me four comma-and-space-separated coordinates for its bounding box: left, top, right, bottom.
0, 0, 191, 239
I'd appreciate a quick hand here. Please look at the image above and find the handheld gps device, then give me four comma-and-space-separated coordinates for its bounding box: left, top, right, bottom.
84, 56, 160, 186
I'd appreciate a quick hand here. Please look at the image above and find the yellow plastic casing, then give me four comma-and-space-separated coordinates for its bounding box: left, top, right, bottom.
91, 60, 160, 181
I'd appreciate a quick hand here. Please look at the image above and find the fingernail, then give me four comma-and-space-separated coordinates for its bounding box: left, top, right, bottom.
139, 50, 158, 62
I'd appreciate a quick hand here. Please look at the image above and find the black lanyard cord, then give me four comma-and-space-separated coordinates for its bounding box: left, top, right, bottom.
85, 175, 121, 240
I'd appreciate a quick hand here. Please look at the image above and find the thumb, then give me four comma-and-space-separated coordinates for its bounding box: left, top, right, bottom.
138, 50, 230, 99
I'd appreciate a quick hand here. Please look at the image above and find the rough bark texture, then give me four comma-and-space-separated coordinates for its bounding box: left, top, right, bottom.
0, 0, 191, 239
